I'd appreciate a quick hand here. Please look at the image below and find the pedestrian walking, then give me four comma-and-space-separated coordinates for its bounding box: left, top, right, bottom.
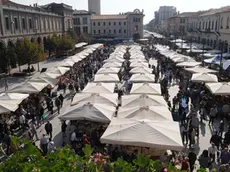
31, 122, 39, 141
45, 121, 53, 139
55, 97, 61, 114
40, 134, 49, 156
4, 79, 8, 91
58, 94, 64, 108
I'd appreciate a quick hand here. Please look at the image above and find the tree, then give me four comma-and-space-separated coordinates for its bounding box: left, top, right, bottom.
46, 34, 59, 57
67, 29, 78, 43
6, 42, 17, 70
133, 33, 141, 42
0, 137, 205, 172
58, 35, 74, 51
0, 42, 7, 73
15, 38, 44, 71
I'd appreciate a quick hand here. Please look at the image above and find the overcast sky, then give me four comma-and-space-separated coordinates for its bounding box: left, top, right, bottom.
14, 0, 230, 24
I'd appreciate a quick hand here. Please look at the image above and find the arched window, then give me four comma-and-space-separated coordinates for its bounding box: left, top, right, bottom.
208, 21, 211, 29
220, 17, 223, 28
199, 22, 201, 29
227, 17, 229, 28
210, 39, 213, 47
211, 21, 214, 30
203, 21, 205, 29
215, 20, 218, 30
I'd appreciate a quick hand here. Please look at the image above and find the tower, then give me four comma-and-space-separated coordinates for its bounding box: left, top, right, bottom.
88, 0, 101, 15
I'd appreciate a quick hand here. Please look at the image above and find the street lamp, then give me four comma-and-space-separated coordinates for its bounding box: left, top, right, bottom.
219, 40, 223, 72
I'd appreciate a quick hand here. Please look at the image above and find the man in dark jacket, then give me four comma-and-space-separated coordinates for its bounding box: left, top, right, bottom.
45, 121, 53, 139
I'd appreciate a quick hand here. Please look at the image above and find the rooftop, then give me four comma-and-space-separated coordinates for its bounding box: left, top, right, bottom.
73, 10, 91, 15
200, 6, 230, 16
91, 14, 127, 20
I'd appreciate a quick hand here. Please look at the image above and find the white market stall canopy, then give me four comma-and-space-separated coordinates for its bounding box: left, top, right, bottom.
191, 73, 218, 83
40, 72, 60, 79
103, 62, 122, 68
130, 67, 152, 74
130, 73, 155, 83
130, 83, 161, 95
47, 66, 70, 75
75, 42, 88, 48
121, 94, 167, 107
94, 74, 120, 83
104, 58, 125, 63
71, 93, 118, 106
184, 67, 217, 74
130, 59, 147, 63
176, 61, 201, 67
149, 59, 158, 66
29, 76, 57, 87
130, 62, 149, 68
9, 82, 48, 94
205, 82, 230, 95
0, 93, 29, 101
58, 59, 75, 67
100, 118, 183, 151
0, 99, 22, 114
83, 82, 115, 94
59, 102, 115, 123
97, 67, 120, 74
117, 106, 173, 121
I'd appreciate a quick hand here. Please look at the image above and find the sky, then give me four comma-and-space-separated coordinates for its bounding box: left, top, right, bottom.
14, 0, 230, 24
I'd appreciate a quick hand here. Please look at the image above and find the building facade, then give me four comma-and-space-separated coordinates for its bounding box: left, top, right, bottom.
88, 0, 101, 15
158, 6, 177, 29
167, 12, 196, 37
0, 0, 73, 45
73, 10, 91, 36
186, 7, 230, 52
90, 9, 144, 40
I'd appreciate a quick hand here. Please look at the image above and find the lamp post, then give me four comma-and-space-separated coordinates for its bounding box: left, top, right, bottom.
219, 41, 223, 72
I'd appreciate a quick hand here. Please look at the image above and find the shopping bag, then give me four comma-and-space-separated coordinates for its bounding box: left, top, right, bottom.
42, 113, 46, 120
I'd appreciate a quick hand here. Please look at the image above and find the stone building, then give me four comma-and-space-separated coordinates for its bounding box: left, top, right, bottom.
0, 0, 73, 46
73, 10, 92, 35
186, 7, 230, 52
90, 9, 144, 40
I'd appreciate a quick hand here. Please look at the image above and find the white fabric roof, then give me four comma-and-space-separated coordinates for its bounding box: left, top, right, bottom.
100, 118, 183, 151
47, 66, 70, 75
83, 82, 115, 94
97, 67, 120, 74
40, 72, 60, 79
130, 67, 152, 74
149, 59, 158, 66
29, 76, 57, 87
94, 74, 120, 83
176, 61, 201, 67
59, 103, 115, 123
130, 73, 155, 83
205, 82, 230, 95
122, 94, 167, 107
71, 93, 118, 106
103, 62, 122, 68
191, 73, 218, 83
0, 99, 22, 114
184, 67, 217, 74
104, 58, 125, 63
130, 62, 148, 68
118, 106, 173, 121
0, 93, 29, 101
58, 59, 75, 67
9, 82, 48, 94
130, 83, 161, 95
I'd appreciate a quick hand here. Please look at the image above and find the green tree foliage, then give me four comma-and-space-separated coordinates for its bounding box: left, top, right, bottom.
67, 29, 78, 43
0, 42, 7, 73
15, 38, 44, 69
0, 137, 204, 172
6, 42, 17, 69
58, 35, 74, 51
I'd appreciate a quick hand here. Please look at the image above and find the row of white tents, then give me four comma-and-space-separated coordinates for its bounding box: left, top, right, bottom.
0, 43, 104, 114
156, 45, 230, 96
59, 44, 184, 151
